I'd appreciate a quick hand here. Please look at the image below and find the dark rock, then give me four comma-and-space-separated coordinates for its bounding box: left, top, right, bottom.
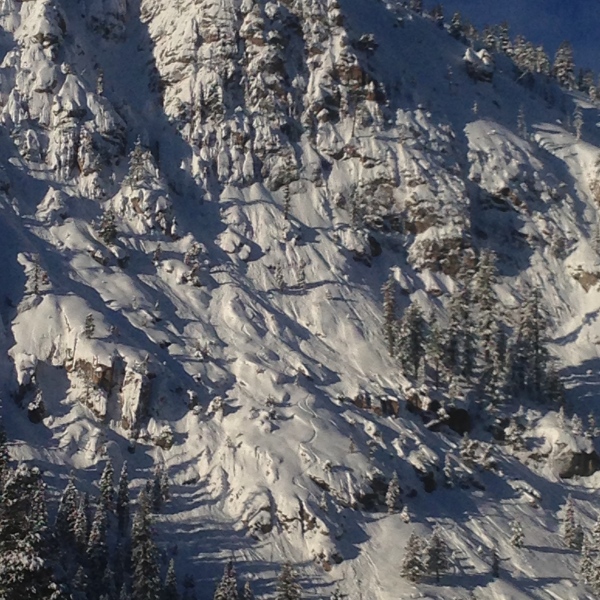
553, 449, 600, 479
446, 407, 472, 436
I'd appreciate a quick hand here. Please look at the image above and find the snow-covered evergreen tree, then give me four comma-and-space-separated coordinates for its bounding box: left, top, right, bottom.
381, 272, 397, 357
99, 458, 115, 513
116, 461, 130, 535
163, 559, 179, 600
510, 519, 524, 548
214, 561, 239, 600
131, 490, 161, 600
276, 562, 302, 600
385, 472, 400, 513
396, 301, 426, 379
87, 502, 109, 582
84, 313, 96, 339
0, 465, 54, 600
400, 532, 426, 582
561, 495, 583, 550
55, 474, 78, 543
425, 527, 451, 583
553, 41, 575, 89
448, 12, 463, 40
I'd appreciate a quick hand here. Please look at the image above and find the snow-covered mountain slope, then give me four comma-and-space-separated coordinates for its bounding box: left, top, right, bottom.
2, 0, 600, 598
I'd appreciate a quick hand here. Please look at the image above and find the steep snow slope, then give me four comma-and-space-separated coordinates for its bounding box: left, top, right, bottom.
1, 1, 600, 598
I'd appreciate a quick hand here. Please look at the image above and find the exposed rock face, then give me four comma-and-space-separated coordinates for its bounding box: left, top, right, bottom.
552, 446, 600, 479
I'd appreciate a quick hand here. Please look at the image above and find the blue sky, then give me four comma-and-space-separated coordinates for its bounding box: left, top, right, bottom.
435, 0, 600, 72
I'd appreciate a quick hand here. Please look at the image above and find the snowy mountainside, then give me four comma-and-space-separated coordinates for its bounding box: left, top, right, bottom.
1, 0, 600, 598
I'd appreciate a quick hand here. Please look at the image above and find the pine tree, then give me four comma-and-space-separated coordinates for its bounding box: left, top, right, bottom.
0, 419, 8, 485
242, 581, 255, 600
425, 527, 450, 583
131, 490, 161, 600
497, 22, 511, 55
472, 249, 499, 363
396, 301, 426, 379
102, 564, 118, 600
381, 272, 397, 357
116, 461, 130, 535
163, 559, 179, 600
409, 0, 422, 14
509, 287, 549, 400
425, 314, 444, 388
276, 562, 302, 600
517, 105, 527, 139
592, 514, 600, 551
85, 314, 96, 339
510, 519, 524, 548
214, 561, 239, 600
448, 12, 463, 40
400, 533, 426, 582
553, 41, 575, 89
296, 259, 307, 291
572, 413, 583, 436
55, 474, 78, 543
87, 502, 109, 582
98, 209, 117, 244
385, 472, 400, 513
561, 495, 582, 550
99, 458, 115, 513
0, 465, 54, 600
73, 494, 89, 554
580, 535, 594, 584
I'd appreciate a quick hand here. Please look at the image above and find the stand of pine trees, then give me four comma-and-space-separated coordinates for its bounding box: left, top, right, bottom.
0, 419, 313, 600
382, 252, 565, 407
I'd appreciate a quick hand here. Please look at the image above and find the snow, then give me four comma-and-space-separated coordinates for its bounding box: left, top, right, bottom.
0, 0, 600, 598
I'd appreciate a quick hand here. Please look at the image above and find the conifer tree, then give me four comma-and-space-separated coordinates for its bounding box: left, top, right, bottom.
509, 287, 549, 399
425, 526, 451, 583
0, 465, 54, 600
131, 490, 161, 600
87, 502, 109, 582
98, 209, 117, 245
72, 496, 89, 556
561, 495, 583, 550
163, 559, 179, 600
400, 533, 426, 582
396, 301, 426, 379
102, 564, 118, 600
99, 458, 115, 513
553, 41, 575, 89
0, 418, 9, 486
85, 314, 96, 339
385, 472, 400, 513
592, 514, 600, 551
510, 519, 524, 548
381, 272, 397, 357
242, 581, 254, 600
117, 461, 130, 535
425, 314, 444, 387
55, 474, 78, 543
580, 535, 594, 585
276, 562, 302, 600
214, 561, 239, 600
448, 12, 463, 40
